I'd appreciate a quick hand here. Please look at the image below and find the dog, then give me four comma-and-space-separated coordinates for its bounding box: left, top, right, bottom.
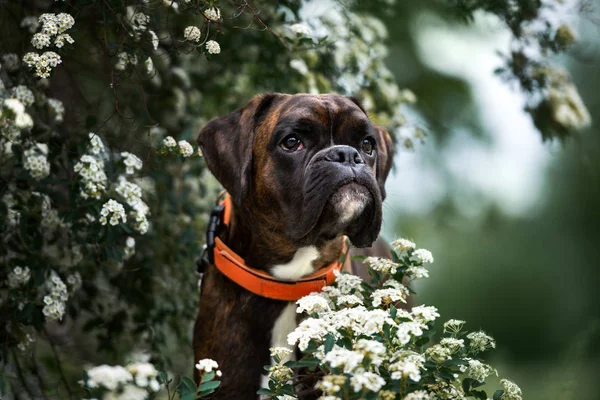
193, 93, 394, 399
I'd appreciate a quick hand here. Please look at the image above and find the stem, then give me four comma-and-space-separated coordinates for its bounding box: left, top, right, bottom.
11, 349, 36, 399
44, 328, 74, 399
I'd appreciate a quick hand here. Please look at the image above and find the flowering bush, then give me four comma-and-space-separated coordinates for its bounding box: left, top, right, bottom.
262, 239, 522, 400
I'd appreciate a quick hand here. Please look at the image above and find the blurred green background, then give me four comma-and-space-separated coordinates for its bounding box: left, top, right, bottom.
361, 1, 600, 398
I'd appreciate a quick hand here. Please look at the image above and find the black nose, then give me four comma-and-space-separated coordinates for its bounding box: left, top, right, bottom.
324, 145, 364, 166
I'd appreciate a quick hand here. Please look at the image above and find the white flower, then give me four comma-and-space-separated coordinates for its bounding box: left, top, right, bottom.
20, 16, 40, 33
54, 33, 74, 48
296, 293, 331, 315
395, 321, 425, 346
184, 26, 201, 42
116, 176, 143, 207
289, 23, 312, 36
389, 351, 425, 382
4, 98, 25, 115
205, 40, 221, 55
23, 51, 62, 78
148, 30, 159, 50
411, 305, 439, 324
371, 287, 407, 307
349, 370, 385, 393
353, 339, 386, 366
88, 132, 105, 154
204, 7, 221, 22
127, 362, 159, 389
115, 52, 129, 71
195, 358, 219, 373
322, 346, 364, 373
23, 147, 50, 180
316, 375, 346, 396
336, 294, 363, 307
42, 271, 68, 321
363, 257, 399, 274
162, 136, 176, 148
500, 379, 522, 400
413, 248, 434, 264
8, 266, 31, 288
2, 53, 20, 71
465, 359, 495, 382
467, 331, 496, 353
32, 33, 52, 49
402, 390, 433, 400
406, 266, 429, 279
439, 337, 464, 353
99, 199, 127, 226
443, 319, 465, 334
106, 384, 148, 400
178, 140, 194, 157
287, 317, 329, 350
392, 238, 416, 252
86, 365, 133, 390
11, 86, 35, 107
289, 59, 309, 75
144, 57, 153, 75
268, 364, 293, 381
48, 98, 65, 122
124, 236, 136, 260
425, 344, 451, 363
121, 152, 143, 175
270, 347, 293, 361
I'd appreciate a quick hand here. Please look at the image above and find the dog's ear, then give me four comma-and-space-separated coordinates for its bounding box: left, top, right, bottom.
373, 124, 394, 200
198, 93, 280, 205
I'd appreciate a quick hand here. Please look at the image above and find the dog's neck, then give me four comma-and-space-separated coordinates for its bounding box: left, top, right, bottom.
194, 202, 344, 399
223, 201, 344, 275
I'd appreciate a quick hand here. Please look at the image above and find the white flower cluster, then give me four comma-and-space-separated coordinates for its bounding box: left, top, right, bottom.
74, 153, 107, 199
42, 271, 68, 321
17, 332, 35, 352
195, 358, 222, 376
114, 51, 138, 71
8, 266, 31, 288
266, 240, 520, 399
23, 13, 74, 78
178, 140, 194, 157
11, 85, 35, 107
125, 6, 150, 40
500, 379, 523, 400
83, 360, 165, 397
2, 98, 34, 130
204, 7, 221, 22
100, 199, 127, 226
289, 23, 312, 36
160, 137, 202, 159
47, 98, 65, 123
121, 151, 142, 175
184, 26, 201, 42
115, 176, 150, 234
1, 53, 20, 72
205, 40, 221, 55
23, 51, 62, 79
23, 145, 51, 180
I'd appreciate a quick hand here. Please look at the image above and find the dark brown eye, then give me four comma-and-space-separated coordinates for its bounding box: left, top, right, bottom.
280, 135, 303, 152
361, 138, 375, 155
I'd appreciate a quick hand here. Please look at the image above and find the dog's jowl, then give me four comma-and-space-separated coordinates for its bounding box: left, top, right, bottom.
193, 93, 394, 399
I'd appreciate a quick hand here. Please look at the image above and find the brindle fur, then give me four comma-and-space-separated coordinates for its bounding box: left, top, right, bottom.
194, 94, 394, 399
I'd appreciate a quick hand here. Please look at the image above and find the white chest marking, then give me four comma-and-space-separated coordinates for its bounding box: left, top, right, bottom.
271, 246, 320, 281
260, 303, 297, 393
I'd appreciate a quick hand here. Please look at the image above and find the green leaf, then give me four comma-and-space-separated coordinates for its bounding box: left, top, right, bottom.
324, 334, 334, 353
493, 390, 505, 400
158, 370, 168, 384
257, 388, 274, 395
198, 380, 220, 392
389, 304, 398, 319
201, 371, 215, 382
288, 357, 320, 368
471, 389, 488, 400
178, 376, 196, 396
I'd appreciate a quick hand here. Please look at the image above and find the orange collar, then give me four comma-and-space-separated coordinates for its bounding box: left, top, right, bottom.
206, 195, 348, 301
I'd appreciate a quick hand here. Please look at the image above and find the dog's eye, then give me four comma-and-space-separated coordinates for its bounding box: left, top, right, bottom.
361, 138, 375, 155
280, 135, 303, 152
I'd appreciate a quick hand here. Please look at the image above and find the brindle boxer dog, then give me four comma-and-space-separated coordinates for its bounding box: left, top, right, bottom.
194, 93, 394, 399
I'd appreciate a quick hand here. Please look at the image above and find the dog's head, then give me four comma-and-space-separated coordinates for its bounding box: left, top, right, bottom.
198, 93, 393, 249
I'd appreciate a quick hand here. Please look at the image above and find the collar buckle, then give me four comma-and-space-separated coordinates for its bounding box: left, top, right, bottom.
197, 203, 225, 274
